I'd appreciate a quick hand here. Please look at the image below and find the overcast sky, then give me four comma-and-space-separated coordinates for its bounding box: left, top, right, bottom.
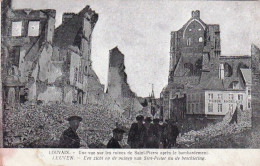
12, 0, 260, 98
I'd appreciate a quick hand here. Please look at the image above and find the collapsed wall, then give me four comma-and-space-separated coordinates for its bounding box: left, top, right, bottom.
178, 107, 252, 144
3, 99, 131, 148
107, 47, 136, 99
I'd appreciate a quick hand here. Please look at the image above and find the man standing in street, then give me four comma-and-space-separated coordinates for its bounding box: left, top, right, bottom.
150, 118, 162, 148
143, 117, 153, 148
127, 115, 146, 148
167, 119, 179, 148
107, 127, 125, 148
59, 116, 82, 148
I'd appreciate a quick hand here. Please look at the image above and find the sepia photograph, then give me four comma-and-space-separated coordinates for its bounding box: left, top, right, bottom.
1, 0, 260, 151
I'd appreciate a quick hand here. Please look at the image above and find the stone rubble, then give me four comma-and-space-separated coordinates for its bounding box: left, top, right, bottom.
177, 108, 252, 145
3, 101, 132, 148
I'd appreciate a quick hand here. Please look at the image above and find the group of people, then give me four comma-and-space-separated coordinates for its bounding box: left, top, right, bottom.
59, 115, 179, 149
126, 115, 179, 149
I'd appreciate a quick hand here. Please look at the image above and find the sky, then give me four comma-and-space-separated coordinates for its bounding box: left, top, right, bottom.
11, 0, 260, 98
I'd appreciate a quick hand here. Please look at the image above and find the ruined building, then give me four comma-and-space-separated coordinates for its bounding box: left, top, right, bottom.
106, 47, 143, 118
107, 47, 136, 100
1, 0, 104, 108
161, 10, 259, 121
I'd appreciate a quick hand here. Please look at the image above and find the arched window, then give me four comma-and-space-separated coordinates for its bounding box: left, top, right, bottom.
187, 38, 191, 46
199, 37, 203, 42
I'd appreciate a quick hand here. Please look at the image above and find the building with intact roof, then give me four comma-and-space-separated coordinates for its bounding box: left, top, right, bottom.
161, 10, 258, 121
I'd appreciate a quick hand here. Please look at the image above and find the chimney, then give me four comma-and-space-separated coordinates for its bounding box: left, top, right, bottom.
62, 13, 76, 23
192, 10, 200, 18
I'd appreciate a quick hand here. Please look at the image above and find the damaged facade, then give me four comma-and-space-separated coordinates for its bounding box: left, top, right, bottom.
107, 47, 136, 100
1, 0, 104, 107
106, 47, 143, 118
161, 10, 258, 121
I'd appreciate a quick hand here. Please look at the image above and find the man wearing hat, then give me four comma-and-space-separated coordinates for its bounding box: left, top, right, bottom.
167, 119, 179, 148
107, 127, 125, 148
149, 118, 162, 148
59, 116, 82, 148
143, 117, 154, 148
127, 115, 146, 148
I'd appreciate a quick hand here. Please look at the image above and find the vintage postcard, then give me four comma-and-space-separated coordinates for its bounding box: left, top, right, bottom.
0, 0, 260, 165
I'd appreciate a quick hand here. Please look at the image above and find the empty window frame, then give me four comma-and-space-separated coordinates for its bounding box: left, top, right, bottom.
28, 21, 40, 36
248, 89, 251, 96
12, 21, 23, 36
229, 104, 233, 113
248, 101, 251, 109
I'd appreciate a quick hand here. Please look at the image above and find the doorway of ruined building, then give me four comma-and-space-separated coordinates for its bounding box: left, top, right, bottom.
169, 96, 186, 121
20, 88, 29, 104
77, 90, 83, 104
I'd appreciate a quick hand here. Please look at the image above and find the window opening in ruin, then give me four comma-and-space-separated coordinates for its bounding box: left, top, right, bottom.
208, 103, 213, 112
12, 46, 21, 66
199, 37, 203, 42
229, 104, 233, 113
198, 28, 202, 31
218, 104, 222, 112
11, 21, 22, 36
248, 89, 251, 96
28, 21, 40, 36
74, 68, 78, 83
189, 29, 192, 31
248, 101, 251, 109
196, 103, 199, 112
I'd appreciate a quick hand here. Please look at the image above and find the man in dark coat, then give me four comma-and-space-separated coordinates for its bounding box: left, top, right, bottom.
149, 118, 162, 148
127, 115, 146, 148
107, 127, 125, 148
143, 117, 153, 148
161, 121, 169, 148
167, 120, 179, 148
59, 116, 82, 148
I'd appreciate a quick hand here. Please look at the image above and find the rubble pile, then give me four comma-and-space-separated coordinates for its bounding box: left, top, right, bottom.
178, 109, 252, 145
3, 101, 131, 148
